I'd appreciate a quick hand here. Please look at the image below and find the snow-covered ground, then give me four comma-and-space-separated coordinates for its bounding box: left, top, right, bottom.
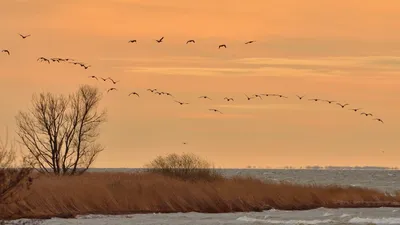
6, 207, 400, 225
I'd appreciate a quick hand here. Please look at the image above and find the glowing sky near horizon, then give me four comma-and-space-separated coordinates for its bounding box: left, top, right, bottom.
0, 0, 399, 168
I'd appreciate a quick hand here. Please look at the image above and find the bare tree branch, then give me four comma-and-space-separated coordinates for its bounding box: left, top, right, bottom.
15, 85, 107, 175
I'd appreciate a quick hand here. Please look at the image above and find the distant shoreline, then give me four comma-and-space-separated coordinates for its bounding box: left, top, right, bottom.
1, 172, 399, 221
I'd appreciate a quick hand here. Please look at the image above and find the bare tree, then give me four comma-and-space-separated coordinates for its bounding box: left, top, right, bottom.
15, 85, 107, 175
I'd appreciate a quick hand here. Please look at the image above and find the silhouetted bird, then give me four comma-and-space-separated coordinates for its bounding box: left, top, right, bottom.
107, 88, 117, 93
154, 91, 163, 95
360, 112, 373, 116
218, 44, 227, 49
296, 95, 305, 100
276, 94, 288, 98
199, 95, 212, 100
324, 100, 335, 104
253, 94, 263, 99
224, 97, 234, 101
147, 88, 157, 92
209, 109, 223, 114
51, 58, 61, 63
81, 64, 91, 69
128, 40, 137, 43
186, 40, 195, 44
174, 100, 189, 105
107, 77, 119, 84
182, 142, 188, 145
100, 77, 108, 81
309, 98, 320, 102
373, 118, 384, 123
262, 93, 274, 97
88, 75, 98, 80
245, 94, 254, 100
1, 50, 10, 55
156, 37, 164, 43
164, 92, 174, 97
37, 57, 50, 63
245, 40, 255, 44
336, 103, 349, 108
349, 108, 362, 112
18, 33, 31, 39
129, 92, 139, 97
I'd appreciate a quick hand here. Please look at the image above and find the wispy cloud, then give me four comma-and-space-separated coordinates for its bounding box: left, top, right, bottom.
216, 104, 307, 110
179, 112, 254, 119
102, 55, 400, 78
235, 56, 400, 73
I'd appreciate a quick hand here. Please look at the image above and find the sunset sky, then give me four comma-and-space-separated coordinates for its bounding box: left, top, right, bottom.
1, 0, 400, 168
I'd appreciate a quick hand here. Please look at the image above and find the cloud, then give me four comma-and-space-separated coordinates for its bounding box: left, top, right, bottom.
235, 56, 400, 73
179, 112, 254, 119
216, 104, 307, 110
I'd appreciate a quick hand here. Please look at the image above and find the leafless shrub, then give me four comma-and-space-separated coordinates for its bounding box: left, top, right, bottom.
145, 152, 222, 181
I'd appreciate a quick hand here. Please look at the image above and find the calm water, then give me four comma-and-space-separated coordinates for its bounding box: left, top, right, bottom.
88, 168, 400, 193
8, 169, 399, 225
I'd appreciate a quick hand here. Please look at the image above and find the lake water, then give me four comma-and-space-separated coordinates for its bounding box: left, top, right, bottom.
7, 169, 400, 225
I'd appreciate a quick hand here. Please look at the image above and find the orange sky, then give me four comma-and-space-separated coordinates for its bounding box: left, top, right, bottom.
1, 0, 400, 168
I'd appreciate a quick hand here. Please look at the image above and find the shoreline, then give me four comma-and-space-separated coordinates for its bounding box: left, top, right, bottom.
4, 202, 400, 221
1, 172, 399, 221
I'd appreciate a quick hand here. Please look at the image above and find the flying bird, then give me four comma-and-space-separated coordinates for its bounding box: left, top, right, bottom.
147, 88, 157, 92
128, 92, 140, 97
37, 57, 50, 63
1, 50, 10, 55
349, 108, 362, 112
128, 40, 137, 43
107, 77, 119, 84
296, 95, 305, 100
253, 94, 263, 99
336, 103, 349, 108
18, 33, 31, 39
276, 94, 288, 98
373, 118, 384, 123
224, 97, 234, 101
81, 65, 91, 69
51, 58, 61, 63
100, 77, 108, 81
245, 40, 255, 44
218, 44, 227, 49
156, 37, 164, 43
182, 142, 188, 145
88, 75, 98, 80
164, 92, 174, 97
186, 40, 195, 44
209, 109, 223, 114
309, 98, 320, 102
360, 112, 373, 116
107, 88, 117, 93
262, 93, 274, 97
245, 94, 254, 100
154, 91, 163, 95
324, 100, 335, 104
174, 100, 189, 105
199, 96, 212, 100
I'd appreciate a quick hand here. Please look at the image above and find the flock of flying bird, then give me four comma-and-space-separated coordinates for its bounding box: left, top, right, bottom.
2, 34, 384, 125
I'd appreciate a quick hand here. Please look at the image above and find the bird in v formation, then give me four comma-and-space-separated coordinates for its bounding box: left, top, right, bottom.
3, 33, 384, 124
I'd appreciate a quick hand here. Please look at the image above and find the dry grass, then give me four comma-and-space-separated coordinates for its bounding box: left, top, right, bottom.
0, 172, 399, 220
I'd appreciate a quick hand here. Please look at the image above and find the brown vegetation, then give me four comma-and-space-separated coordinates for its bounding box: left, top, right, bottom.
0, 131, 33, 208
145, 152, 222, 181
0, 172, 399, 220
